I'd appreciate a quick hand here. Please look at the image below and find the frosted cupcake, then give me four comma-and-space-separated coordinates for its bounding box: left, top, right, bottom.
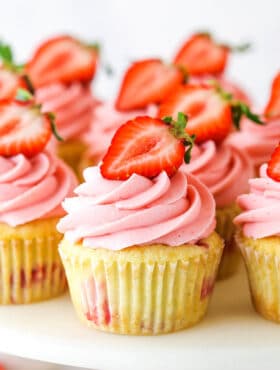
58, 113, 224, 335
227, 72, 280, 172
26, 35, 99, 174
235, 144, 280, 323
158, 84, 261, 278
0, 97, 77, 304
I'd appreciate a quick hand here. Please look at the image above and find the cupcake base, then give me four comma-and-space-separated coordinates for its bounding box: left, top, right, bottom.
216, 203, 241, 279
57, 139, 87, 177
59, 232, 224, 335
0, 218, 66, 304
236, 229, 280, 323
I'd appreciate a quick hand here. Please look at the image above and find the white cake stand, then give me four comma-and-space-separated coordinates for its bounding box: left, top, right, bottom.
0, 265, 279, 370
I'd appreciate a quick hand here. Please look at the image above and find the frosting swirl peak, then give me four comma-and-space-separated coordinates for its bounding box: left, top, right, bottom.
57, 167, 216, 250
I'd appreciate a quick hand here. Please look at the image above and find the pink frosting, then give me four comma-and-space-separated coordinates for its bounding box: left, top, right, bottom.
0, 151, 77, 227
36, 82, 96, 141
57, 167, 216, 250
235, 164, 280, 239
227, 117, 280, 167
83, 101, 158, 163
181, 141, 254, 207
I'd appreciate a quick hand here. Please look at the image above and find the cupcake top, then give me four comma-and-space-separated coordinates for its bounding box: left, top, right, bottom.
57, 166, 215, 250
0, 151, 76, 226
0, 93, 77, 227
36, 82, 95, 141
26, 35, 100, 142
58, 113, 216, 249
235, 164, 280, 239
84, 101, 158, 162
181, 140, 254, 207
227, 117, 280, 167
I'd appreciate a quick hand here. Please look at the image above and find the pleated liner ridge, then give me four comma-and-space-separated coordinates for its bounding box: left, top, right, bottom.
60, 232, 224, 335
0, 219, 67, 304
236, 229, 280, 323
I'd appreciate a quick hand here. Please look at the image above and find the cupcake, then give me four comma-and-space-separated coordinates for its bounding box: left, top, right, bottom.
227, 72, 280, 173
173, 32, 251, 104
235, 144, 280, 323
80, 58, 184, 173
58, 113, 224, 335
26, 35, 99, 174
0, 96, 77, 304
158, 84, 261, 278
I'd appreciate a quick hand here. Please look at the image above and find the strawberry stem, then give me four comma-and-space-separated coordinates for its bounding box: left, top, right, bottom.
212, 82, 264, 129
0, 41, 24, 73
162, 112, 195, 164
15, 88, 34, 103
46, 112, 63, 141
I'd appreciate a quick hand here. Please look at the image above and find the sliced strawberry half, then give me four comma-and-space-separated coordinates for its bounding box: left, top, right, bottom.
264, 72, 280, 119
267, 143, 280, 182
158, 85, 232, 143
0, 102, 53, 157
0, 67, 33, 102
101, 114, 194, 180
26, 35, 99, 88
115, 59, 185, 111
173, 33, 228, 76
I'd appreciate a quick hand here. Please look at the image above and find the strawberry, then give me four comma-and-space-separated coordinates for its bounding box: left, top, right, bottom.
115, 59, 185, 111
267, 143, 280, 182
26, 35, 99, 88
0, 42, 34, 102
264, 72, 280, 119
173, 33, 229, 76
101, 113, 195, 180
158, 84, 263, 143
158, 85, 232, 143
0, 97, 60, 157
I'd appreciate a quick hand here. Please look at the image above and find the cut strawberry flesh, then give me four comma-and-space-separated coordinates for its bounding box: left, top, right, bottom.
264, 72, 280, 119
101, 116, 185, 180
174, 34, 228, 76
159, 85, 232, 143
0, 103, 51, 157
0, 68, 20, 101
267, 145, 280, 182
26, 36, 98, 87
115, 59, 184, 111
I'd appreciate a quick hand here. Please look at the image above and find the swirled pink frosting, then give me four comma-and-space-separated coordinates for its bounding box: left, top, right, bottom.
57, 167, 216, 250
83, 101, 158, 163
227, 117, 280, 167
235, 164, 280, 238
181, 141, 254, 207
36, 82, 95, 141
0, 151, 77, 226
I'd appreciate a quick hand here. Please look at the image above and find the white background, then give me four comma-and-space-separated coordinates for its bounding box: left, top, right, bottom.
2, 0, 280, 106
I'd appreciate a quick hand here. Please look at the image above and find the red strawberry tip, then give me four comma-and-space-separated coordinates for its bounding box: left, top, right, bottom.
267, 143, 280, 182
162, 112, 195, 163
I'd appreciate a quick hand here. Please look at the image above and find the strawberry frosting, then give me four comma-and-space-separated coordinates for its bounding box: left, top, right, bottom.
181, 141, 254, 207
0, 151, 77, 226
83, 101, 158, 163
36, 82, 95, 141
57, 167, 216, 250
235, 164, 280, 239
227, 117, 280, 167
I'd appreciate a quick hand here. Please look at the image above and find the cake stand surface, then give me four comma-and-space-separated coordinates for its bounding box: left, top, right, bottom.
0, 265, 279, 370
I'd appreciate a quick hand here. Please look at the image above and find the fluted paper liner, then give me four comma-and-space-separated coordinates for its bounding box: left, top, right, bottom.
60, 232, 223, 335
0, 218, 67, 304
216, 203, 241, 279
236, 229, 280, 323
